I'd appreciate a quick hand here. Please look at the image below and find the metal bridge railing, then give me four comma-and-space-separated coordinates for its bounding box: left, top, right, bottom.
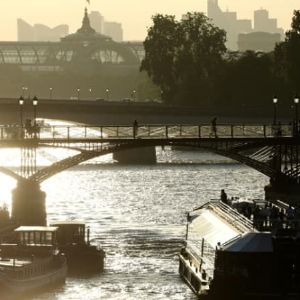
0, 123, 295, 141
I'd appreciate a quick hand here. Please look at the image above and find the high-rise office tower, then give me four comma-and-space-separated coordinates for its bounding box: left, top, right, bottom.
207, 0, 283, 50
88, 11, 104, 34
103, 22, 123, 42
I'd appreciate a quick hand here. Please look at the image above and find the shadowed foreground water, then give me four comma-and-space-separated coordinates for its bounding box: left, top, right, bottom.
0, 150, 268, 300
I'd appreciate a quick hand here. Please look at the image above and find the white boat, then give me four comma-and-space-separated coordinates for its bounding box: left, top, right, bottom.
179, 199, 255, 297
179, 199, 300, 299
0, 226, 67, 299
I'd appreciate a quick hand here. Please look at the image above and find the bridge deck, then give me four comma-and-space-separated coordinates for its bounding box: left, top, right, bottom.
0, 123, 295, 143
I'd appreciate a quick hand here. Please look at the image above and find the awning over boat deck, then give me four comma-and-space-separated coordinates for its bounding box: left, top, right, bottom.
188, 209, 242, 249
221, 232, 273, 253
15, 226, 58, 232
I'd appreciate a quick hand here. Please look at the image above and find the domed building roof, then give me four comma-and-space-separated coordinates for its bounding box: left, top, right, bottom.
61, 8, 112, 42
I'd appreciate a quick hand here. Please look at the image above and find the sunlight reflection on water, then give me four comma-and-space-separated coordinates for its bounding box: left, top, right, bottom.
0, 131, 269, 299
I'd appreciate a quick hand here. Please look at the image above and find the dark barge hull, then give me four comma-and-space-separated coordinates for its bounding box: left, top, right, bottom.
60, 244, 105, 274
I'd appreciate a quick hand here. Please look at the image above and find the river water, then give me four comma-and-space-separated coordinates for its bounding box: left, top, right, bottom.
0, 148, 269, 300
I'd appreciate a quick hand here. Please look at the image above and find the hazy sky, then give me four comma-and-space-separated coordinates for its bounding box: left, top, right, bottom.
0, 0, 298, 41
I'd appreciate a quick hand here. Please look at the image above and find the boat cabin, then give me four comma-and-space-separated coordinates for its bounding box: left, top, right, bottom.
50, 221, 87, 246
1, 226, 59, 257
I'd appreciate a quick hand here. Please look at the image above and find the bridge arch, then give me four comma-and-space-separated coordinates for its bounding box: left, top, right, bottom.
31, 140, 277, 183
0, 166, 24, 182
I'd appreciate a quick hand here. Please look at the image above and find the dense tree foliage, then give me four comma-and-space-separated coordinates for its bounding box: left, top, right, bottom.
142, 10, 300, 117
274, 10, 300, 93
141, 13, 226, 105
216, 51, 275, 110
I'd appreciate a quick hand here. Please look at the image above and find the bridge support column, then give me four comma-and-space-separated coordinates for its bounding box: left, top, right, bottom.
12, 180, 46, 226
113, 147, 156, 164
265, 180, 300, 206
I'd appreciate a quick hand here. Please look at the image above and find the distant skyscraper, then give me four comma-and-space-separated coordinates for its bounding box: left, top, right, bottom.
207, 0, 283, 50
254, 9, 284, 38
88, 11, 123, 42
103, 22, 123, 42
88, 11, 104, 34
17, 19, 69, 42
207, 0, 252, 50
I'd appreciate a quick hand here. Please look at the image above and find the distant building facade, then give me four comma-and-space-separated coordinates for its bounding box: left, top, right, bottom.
88, 11, 123, 42
238, 32, 281, 52
254, 9, 284, 38
17, 19, 69, 42
88, 11, 104, 34
0, 9, 142, 99
103, 22, 123, 42
207, 0, 284, 51
207, 0, 252, 50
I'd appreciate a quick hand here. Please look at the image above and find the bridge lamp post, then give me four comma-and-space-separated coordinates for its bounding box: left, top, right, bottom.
24, 86, 29, 99
21, 86, 26, 97
77, 88, 80, 100
49, 87, 53, 100
19, 96, 24, 127
294, 95, 299, 135
33, 96, 38, 127
106, 88, 110, 101
273, 96, 278, 125
132, 89, 136, 101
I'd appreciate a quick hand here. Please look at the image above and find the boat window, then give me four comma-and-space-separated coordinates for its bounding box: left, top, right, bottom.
29, 232, 35, 244
24, 232, 29, 244
46, 231, 53, 245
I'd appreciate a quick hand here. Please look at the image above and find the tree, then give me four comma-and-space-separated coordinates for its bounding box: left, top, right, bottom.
141, 13, 226, 106
274, 10, 300, 92
141, 14, 179, 103
216, 51, 275, 111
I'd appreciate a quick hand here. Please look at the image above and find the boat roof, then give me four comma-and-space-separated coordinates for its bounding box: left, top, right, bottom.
188, 201, 254, 249
50, 221, 85, 225
15, 226, 58, 232
221, 232, 273, 253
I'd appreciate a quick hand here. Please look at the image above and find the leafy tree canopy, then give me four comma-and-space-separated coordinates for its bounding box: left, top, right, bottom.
274, 10, 300, 91
141, 12, 226, 105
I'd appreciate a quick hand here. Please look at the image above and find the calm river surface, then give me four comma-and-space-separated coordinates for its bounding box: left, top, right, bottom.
0, 149, 269, 300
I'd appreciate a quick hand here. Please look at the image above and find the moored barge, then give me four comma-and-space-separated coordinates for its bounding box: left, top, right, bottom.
0, 226, 67, 300
179, 199, 300, 299
51, 221, 105, 274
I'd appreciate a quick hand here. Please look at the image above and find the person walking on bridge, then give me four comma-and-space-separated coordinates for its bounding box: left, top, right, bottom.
133, 120, 138, 139
211, 117, 217, 138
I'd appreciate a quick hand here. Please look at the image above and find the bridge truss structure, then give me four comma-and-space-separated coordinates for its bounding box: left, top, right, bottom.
0, 123, 300, 187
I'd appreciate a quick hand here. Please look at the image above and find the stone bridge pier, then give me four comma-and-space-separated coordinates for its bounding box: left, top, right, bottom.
11, 180, 46, 226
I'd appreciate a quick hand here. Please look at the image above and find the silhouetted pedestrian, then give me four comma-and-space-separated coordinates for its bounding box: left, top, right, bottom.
133, 120, 138, 139
211, 117, 217, 138
220, 189, 228, 204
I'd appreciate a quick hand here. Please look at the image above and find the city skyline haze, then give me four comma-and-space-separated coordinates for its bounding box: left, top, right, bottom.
0, 0, 298, 41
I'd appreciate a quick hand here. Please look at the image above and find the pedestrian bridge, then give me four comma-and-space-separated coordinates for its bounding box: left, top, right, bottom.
0, 123, 299, 185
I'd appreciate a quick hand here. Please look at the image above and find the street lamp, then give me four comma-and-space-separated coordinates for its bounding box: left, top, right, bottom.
294, 94, 299, 135
49, 87, 53, 100
32, 96, 38, 126
89, 88, 92, 99
132, 89, 136, 101
106, 88, 110, 101
273, 96, 278, 125
19, 96, 24, 127
77, 88, 80, 100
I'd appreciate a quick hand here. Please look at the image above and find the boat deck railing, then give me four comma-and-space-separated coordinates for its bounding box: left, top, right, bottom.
186, 240, 215, 279
208, 200, 255, 233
